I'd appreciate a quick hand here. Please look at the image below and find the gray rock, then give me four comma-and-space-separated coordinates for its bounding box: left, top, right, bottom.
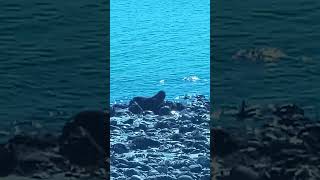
129, 175, 143, 180
124, 119, 134, 124
170, 133, 183, 141
178, 175, 193, 180
159, 106, 171, 116
196, 156, 210, 167
189, 164, 202, 173
138, 164, 151, 171
129, 102, 143, 114
153, 175, 176, 180
154, 121, 170, 129
211, 127, 239, 157
200, 174, 210, 180
131, 137, 161, 150
113, 143, 129, 154
124, 168, 140, 177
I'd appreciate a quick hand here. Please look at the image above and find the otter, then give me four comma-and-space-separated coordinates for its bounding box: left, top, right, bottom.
129, 91, 166, 113
59, 110, 109, 165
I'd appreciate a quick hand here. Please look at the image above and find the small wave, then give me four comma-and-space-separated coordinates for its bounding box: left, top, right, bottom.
183, 76, 200, 82
159, 80, 165, 85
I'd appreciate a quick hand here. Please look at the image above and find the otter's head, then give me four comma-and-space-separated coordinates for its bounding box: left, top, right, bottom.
154, 90, 166, 101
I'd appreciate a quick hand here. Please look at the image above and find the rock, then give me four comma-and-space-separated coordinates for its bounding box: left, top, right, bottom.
179, 125, 196, 133
124, 169, 140, 177
200, 174, 210, 180
196, 156, 210, 167
18, 151, 52, 174
274, 104, 304, 120
175, 102, 185, 111
129, 175, 143, 180
32, 172, 50, 179
154, 121, 170, 129
298, 125, 320, 151
229, 166, 260, 180
236, 100, 257, 120
124, 119, 134, 124
131, 137, 161, 150
189, 164, 202, 173
156, 166, 168, 174
110, 106, 116, 117
211, 127, 239, 157
170, 133, 183, 141
150, 175, 176, 180
162, 101, 185, 112
9, 133, 58, 149
177, 175, 193, 180
134, 124, 148, 131
138, 164, 151, 171
158, 106, 171, 116
232, 47, 288, 62
180, 114, 192, 121
0, 144, 16, 176
59, 110, 108, 166
191, 115, 205, 124
129, 102, 144, 114
113, 143, 129, 154
110, 120, 118, 126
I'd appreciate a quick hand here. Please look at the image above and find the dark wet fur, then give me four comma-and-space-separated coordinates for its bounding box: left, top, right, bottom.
129, 91, 166, 113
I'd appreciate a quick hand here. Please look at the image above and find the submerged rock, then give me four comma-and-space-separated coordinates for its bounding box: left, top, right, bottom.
232, 47, 288, 62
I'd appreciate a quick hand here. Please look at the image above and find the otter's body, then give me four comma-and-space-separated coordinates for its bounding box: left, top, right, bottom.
129, 91, 166, 113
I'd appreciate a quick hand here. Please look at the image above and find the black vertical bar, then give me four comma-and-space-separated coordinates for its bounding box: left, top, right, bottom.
106, 0, 110, 178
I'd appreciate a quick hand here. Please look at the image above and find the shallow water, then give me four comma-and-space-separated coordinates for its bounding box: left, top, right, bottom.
212, 0, 320, 118
0, 0, 107, 138
110, 0, 210, 102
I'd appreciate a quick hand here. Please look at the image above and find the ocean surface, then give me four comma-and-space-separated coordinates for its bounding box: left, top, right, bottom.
212, 0, 320, 118
110, 0, 210, 102
0, 0, 107, 140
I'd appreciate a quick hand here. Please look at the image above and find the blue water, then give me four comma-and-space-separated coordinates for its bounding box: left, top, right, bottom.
213, 0, 320, 117
110, 0, 210, 102
0, 0, 107, 137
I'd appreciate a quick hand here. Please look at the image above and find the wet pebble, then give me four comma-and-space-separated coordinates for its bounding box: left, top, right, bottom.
177, 175, 193, 180
113, 143, 129, 154
131, 137, 161, 150
124, 168, 140, 177
129, 175, 143, 180
189, 164, 202, 173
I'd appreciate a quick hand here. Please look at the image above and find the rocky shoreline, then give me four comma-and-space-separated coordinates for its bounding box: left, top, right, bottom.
2, 92, 316, 180
212, 102, 320, 180
110, 93, 210, 180
0, 110, 109, 180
